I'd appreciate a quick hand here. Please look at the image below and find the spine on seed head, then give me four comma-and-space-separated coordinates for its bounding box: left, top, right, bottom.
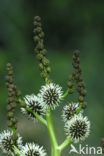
33, 16, 51, 83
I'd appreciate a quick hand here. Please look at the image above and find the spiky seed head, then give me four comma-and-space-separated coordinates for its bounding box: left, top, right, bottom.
20, 143, 47, 156
62, 102, 80, 122
21, 94, 45, 119
0, 130, 22, 155
39, 83, 63, 110
64, 114, 90, 143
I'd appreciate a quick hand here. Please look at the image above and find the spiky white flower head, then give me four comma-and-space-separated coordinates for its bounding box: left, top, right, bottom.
21, 94, 45, 119
39, 83, 63, 110
20, 143, 47, 156
62, 102, 81, 122
0, 130, 22, 155
64, 114, 90, 143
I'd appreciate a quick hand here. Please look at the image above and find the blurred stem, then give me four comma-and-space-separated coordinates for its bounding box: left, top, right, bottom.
46, 108, 58, 147
46, 108, 61, 156
13, 145, 20, 156
18, 98, 47, 126
58, 137, 72, 151
26, 107, 47, 126
12, 127, 16, 135
61, 89, 69, 100
76, 104, 82, 114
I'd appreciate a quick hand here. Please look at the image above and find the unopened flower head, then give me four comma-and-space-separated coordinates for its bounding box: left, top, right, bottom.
21, 143, 47, 156
21, 94, 45, 119
64, 114, 90, 143
62, 102, 80, 122
0, 130, 22, 155
39, 83, 63, 109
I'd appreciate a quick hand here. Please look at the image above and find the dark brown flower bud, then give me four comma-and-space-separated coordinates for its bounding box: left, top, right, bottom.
74, 73, 79, 80
46, 67, 51, 73
67, 81, 73, 88
34, 27, 42, 34
7, 105, 12, 111
40, 72, 47, 79
11, 103, 16, 109
34, 16, 41, 22
73, 63, 79, 69
8, 112, 14, 118
37, 54, 44, 61
11, 118, 17, 125
69, 88, 74, 94
38, 32, 44, 39
8, 70, 13, 75
34, 36, 40, 43
7, 121, 13, 127
33, 21, 41, 27
81, 89, 87, 96
78, 96, 84, 102
39, 63, 44, 71
40, 49, 47, 55
42, 58, 49, 66
82, 102, 87, 109
74, 50, 80, 57
36, 42, 44, 50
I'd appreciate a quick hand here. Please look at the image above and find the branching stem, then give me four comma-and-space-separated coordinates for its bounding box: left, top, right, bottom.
58, 137, 72, 151
61, 89, 69, 100
76, 104, 82, 114
26, 107, 47, 126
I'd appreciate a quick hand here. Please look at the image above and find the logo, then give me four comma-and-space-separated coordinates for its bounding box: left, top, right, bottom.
69, 144, 102, 155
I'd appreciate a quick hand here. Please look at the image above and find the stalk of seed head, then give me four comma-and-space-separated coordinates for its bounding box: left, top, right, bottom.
33, 16, 51, 83
5, 63, 21, 143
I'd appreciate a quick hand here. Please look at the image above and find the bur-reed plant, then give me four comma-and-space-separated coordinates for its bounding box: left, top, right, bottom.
0, 16, 90, 156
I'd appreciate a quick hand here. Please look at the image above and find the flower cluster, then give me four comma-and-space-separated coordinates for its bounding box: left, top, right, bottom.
21, 83, 63, 119
64, 114, 90, 143
33, 16, 51, 82
62, 102, 79, 122
21, 94, 45, 120
0, 16, 91, 156
5, 63, 21, 129
39, 83, 63, 110
62, 102, 90, 143
0, 130, 22, 156
20, 143, 47, 156
67, 50, 87, 109
0, 130, 47, 156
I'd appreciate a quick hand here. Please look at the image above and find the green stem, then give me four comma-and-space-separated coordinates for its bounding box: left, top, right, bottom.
76, 104, 82, 114
46, 108, 61, 156
13, 145, 20, 156
26, 107, 47, 126
46, 108, 58, 147
61, 89, 69, 100
12, 127, 16, 135
58, 137, 72, 152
